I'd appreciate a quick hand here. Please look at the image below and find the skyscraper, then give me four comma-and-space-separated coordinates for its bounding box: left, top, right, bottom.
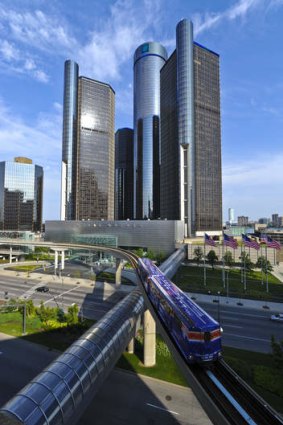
133, 42, 168, 219
61, 60, 115, 221
0, 157, 43, 231
115, 128, 134, 220
160, 19, 222, 236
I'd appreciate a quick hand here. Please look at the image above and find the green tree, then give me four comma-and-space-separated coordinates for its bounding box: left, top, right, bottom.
36, 302, 56, 324
256, 256, 273, 274
66, 304, 79, 326
239, 252, 254, 272
193, 247, 203, 266
223, 251, 234, 268
206, 250, 218, 269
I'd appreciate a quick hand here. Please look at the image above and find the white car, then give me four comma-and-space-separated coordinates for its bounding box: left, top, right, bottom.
270, 313, 283, 322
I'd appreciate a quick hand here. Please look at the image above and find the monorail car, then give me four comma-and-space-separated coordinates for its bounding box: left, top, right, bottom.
138, 258, 222, 364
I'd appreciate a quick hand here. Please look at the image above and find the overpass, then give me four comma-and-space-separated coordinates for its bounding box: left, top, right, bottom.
0, 241, 282, 425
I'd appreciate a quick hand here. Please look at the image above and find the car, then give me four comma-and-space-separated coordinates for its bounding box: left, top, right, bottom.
35, 286, 49, 293
270, 313, 283, 322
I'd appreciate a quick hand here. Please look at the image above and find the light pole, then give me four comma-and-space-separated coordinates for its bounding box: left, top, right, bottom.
217, 291, 221, 323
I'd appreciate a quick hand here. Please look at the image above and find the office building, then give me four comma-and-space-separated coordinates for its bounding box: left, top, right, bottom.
115, 128, 134, 220
238, 216, 249, 226
159, 19, 222, 236
133, 42, 168, 219
228, 208, 235, 225
61, 60, 115, 221
0, 157, 43, 231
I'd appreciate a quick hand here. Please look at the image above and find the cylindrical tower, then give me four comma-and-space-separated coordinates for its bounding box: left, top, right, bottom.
133, 42, 167, 219
61, 59, 79, 220
176, 19, 195, 236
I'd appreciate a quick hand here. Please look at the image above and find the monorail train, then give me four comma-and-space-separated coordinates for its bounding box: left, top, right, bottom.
138, 258, 222, 364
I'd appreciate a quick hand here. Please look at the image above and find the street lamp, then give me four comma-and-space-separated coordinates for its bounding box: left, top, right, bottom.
217, 291, 221, 323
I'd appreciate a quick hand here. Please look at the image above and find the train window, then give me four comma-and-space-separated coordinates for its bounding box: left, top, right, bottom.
204, 332, 211, 342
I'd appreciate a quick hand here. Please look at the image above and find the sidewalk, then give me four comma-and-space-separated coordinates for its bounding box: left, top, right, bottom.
185, 291, 283, 313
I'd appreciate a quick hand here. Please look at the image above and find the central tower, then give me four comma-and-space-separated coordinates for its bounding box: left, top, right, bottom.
133, 42, 167, 219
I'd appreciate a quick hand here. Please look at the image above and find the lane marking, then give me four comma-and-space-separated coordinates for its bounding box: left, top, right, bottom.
223, 325, 243, 329
223, 333, 270, 342
146, 403, 179, 415
43, 286, 78, 305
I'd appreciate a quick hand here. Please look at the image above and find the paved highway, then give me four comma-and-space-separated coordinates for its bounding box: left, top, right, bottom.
0, 272, 282, 352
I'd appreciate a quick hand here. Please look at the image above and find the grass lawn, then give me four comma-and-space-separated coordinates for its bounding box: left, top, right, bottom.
5, 265, 41, 272
223, 346, 283, 413
174, 265, 283, 302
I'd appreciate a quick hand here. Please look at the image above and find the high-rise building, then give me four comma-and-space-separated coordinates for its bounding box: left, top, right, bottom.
238, 216, 249, 226
228, 208, 235, 224
272, 214, 280, 227
0, 157, 43, 231
61, 60, 115, 221
133, 42, 168, 219
115, 128, 134, 220
160, 19, 222, 236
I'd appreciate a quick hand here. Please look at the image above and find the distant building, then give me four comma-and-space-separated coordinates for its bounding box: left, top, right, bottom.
61, 60, 115, 221
258, 217, 269, 224
115, 128, 134, 220
237, 216, 249, 226
272, 214, 280, 227
159, 19, 222, 235
0, 157, 43, 232
228, 208, 235, 225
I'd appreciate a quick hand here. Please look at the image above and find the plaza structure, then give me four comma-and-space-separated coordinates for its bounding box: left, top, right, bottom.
160, 19, 222, 236
61, 60, 115, 222
0, 157, 43, 232
115, 128, 134, 220
133, 42, 168, 220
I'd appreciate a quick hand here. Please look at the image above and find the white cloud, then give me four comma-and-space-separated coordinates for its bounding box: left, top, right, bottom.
193, 0, 261, 35
0, 99, 62, 220
78, 0, 162, 80
223, 153, 283, 219
0, 39, 19, 61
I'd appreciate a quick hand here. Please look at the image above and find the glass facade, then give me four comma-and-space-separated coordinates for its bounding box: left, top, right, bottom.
0, 159, 43, 231
76, 77, 115, 221
115, 128, 134, 220
61, 61, 115, 222
194, 43, 222, 231
134, 42, 167, 219
61, 60, 78, 220
160, 19, 222, 235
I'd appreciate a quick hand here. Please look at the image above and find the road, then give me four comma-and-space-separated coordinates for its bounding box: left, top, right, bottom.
196, 300, 283, 353
0, 273, 282, 352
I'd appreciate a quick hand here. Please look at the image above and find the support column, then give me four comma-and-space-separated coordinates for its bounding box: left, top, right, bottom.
115, 258, 123, 285
61, 250, 65, 270
143, 310, 156, 367
127, 338, 134, 354
9, 246, 12, 264
54, 250, 58, 273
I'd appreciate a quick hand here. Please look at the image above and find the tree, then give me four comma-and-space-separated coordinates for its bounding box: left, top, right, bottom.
66, 304, 79, 326
256, 256, 273, 274
239, 252, 254, 272
193, 247, 203, 266
223, 251, 234, 268
206, 250, 218, 269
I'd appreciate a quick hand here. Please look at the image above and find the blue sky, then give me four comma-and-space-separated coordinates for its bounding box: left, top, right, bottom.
0, 0, 282, 223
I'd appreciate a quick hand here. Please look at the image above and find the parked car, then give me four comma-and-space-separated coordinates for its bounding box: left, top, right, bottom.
270, 313, 283, 322
36, 286, 49, 293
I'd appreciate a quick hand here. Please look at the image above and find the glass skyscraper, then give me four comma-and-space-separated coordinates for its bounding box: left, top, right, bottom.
0, 157, 43, 231
133, 42, 168, 219
61, 60, 115, 221
160, 19, 222, 235
115, 128, 134, 220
